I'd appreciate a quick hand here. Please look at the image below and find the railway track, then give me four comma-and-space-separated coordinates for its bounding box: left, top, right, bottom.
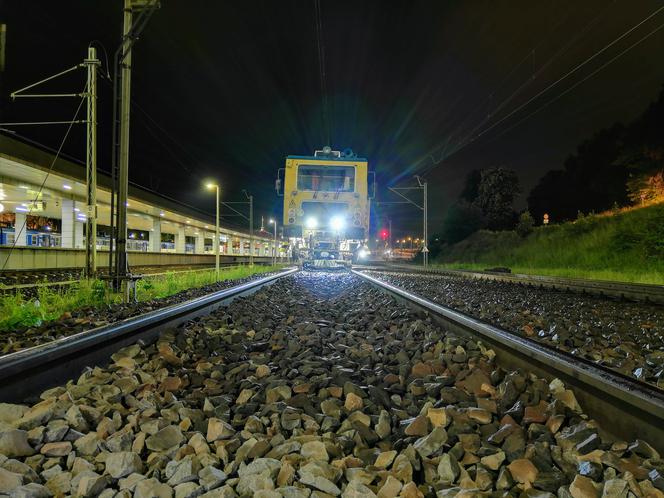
352, 269, 664, 454
0, 269, 662, 496
360, 263, 664, 304
0, 268, 298, 402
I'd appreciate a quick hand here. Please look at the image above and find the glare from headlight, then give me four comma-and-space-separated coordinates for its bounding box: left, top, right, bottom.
330, 216, 345, 231
305, 216, 318, 229
358, 249, 370, 259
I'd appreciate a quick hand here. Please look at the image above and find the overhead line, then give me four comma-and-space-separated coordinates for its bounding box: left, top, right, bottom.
418, 3, 664, 175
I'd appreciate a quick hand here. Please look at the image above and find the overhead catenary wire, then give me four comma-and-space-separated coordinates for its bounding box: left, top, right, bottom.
445, 2, 613, 162
1, 89, 87, 271
485, 21, 664, 146
418, 3, 664, 176
314, 0, 330, 146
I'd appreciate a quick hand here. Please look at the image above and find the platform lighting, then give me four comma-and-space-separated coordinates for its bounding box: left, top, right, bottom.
159, 212, 165, 217
0, 203, 3, 213
305, 216, 318, 229
63, 184, 72, 190
330, 215, 345, 231
15, 206, 28, 212
206, 182, 221, 279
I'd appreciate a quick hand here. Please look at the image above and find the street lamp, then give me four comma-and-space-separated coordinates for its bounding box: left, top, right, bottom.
206, 182, 220, 279
269, 218, 277, 266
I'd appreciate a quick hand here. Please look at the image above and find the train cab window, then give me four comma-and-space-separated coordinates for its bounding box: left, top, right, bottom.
298, 165, 355, 192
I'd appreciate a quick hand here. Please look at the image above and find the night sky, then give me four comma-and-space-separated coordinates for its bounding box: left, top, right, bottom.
1, 1, 664, 237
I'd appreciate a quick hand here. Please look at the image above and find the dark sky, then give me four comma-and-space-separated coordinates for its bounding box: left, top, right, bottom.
1, 1, 664, 237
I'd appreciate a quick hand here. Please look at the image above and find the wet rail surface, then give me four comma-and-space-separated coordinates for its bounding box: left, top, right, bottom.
360, 269, 664, 390
0, 271, 662, 498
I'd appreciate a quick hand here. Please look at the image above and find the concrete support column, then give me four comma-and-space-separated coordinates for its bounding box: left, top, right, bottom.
74, 220, 85, 249
175, 225, 185, 253
150, 217, 161, 252
195, 232, 205, 254
14, 212, 27, 246
60, 199, 75, 248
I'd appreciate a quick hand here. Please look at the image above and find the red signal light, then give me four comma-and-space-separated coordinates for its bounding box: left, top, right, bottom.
380, 229, 388, 240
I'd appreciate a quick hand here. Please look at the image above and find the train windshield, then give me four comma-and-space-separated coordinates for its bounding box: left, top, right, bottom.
297, 165, 355, 192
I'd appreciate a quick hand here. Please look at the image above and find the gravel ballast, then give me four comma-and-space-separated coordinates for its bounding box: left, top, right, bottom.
363, 270, 664, 389
0, 271, 662, 497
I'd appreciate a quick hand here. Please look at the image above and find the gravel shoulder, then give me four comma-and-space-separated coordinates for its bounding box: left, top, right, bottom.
364, 270, 664, 389
0, 271, 662, 498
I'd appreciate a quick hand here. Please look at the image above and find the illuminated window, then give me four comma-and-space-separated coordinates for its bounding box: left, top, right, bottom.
297, 165, 355, 192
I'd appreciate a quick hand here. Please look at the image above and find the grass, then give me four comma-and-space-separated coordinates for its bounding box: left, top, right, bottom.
433, 202, 664, 285
0, 265, 284, 332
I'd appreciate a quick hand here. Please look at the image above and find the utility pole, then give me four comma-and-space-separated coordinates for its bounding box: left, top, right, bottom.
84, 47, 99, 277
115, 0, 134, 285
417, 176, 429, 268
2, 48, 99, 275
244, 191, 254, 266
215, 185, 220, 279
384, 176, 429, 268
109, 0, 159, 291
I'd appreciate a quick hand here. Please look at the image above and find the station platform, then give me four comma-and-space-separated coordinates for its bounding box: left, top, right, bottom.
0, 133, 282, 270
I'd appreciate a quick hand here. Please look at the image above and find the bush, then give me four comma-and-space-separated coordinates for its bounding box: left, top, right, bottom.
516, 211, 534, 238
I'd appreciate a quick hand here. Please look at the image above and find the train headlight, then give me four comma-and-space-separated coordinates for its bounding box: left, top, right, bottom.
330, 216, 345, 231
305, 217, 318, 229
358, 248, 370, 259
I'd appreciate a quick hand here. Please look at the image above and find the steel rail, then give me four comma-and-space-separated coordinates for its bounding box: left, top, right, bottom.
0, 267, 298, 402
359, 263, 664, 304
352, 269, 664, 454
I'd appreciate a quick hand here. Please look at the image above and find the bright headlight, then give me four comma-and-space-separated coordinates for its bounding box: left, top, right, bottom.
358, 249, 370, 259
305, 217, 318, 229
330, 216, 345, 231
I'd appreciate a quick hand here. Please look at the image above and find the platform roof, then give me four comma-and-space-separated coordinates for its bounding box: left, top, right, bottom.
0, 133, 270, 241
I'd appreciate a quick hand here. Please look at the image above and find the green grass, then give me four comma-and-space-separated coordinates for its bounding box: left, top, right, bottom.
433, 202, 664, 285
0, 265, 284, 332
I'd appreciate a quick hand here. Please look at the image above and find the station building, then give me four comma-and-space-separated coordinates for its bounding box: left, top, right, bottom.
0, 133, 282, 270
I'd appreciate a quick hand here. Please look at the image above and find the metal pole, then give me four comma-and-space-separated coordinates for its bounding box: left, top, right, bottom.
423, 181, 428, 268
215, 185, 220, 280
84, 47, 99, 278
273, 222, 277, 266
115, 0, 133, 286
388, 218, 392, 250
249, 195, 254, 267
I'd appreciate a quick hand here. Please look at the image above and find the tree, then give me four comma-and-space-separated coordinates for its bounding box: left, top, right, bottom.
528, 85, 664, 222
440, 201, 485, 244
473, 167, 520, 230
528, 124, 627, 223
460, 169, 482, 203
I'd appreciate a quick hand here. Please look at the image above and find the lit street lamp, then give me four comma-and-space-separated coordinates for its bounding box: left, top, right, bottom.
206, 182, 220, 279
269, 218, 277, 266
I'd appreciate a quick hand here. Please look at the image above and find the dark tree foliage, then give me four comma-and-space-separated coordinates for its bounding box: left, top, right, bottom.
474, 167, 520, 230
440, 201, 485, 244
460, 169, 482, 203
528, 86, 664, 223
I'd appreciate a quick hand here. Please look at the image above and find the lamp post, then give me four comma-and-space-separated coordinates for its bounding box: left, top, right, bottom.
269, 218, 277, 266
206, 182, 220, 279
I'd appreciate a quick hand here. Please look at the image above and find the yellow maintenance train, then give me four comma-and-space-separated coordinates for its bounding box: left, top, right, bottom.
277, 147, 374, 268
